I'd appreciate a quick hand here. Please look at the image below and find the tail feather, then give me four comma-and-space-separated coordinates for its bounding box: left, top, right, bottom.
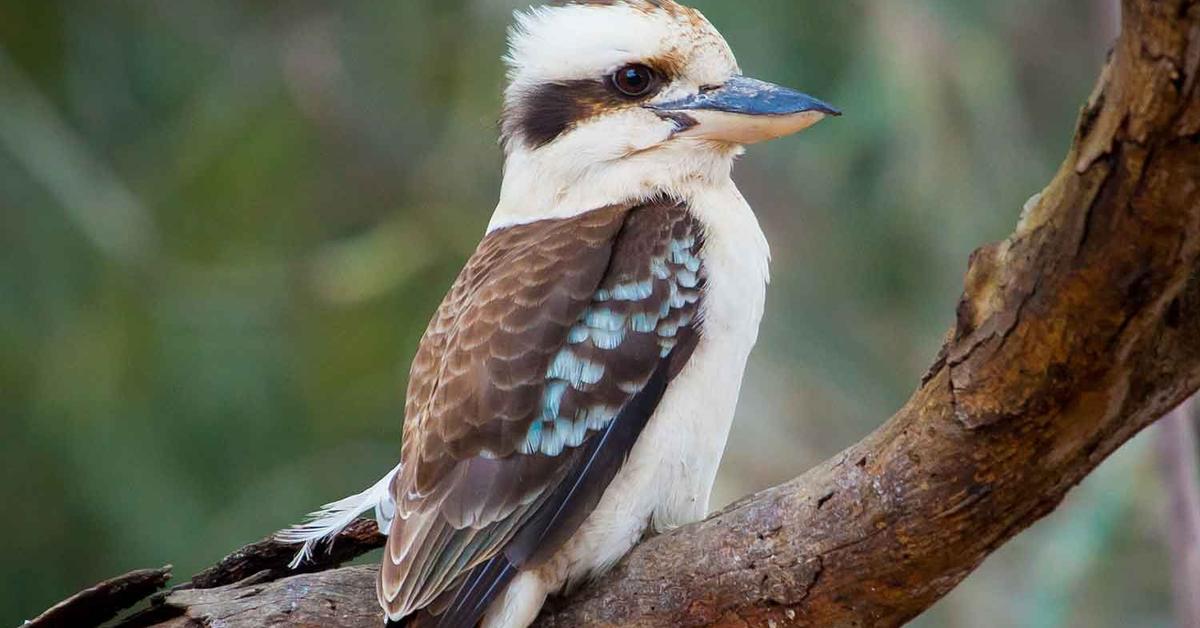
276, 464, 401, 568
389, 555, 517, 628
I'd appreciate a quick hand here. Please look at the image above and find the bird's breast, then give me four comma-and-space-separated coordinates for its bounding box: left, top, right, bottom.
540, 179, 771, 587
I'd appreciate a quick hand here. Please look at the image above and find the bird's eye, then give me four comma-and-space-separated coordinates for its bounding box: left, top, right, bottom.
611, 64, 658, 98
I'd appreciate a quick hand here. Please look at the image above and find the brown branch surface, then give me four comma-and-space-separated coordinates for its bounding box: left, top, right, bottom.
35, 0, 1200, 626
26, 567, 171, 628
187, 517, 385, 590
130, 567, 382, 628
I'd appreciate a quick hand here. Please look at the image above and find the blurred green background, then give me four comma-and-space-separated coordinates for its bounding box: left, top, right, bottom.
1, 0, 1182, 626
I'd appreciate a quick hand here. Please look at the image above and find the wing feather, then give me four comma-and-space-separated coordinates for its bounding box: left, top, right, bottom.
382, 200, 706, 625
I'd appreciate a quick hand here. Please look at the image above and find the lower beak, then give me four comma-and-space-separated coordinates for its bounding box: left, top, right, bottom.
650, 75, 840, 145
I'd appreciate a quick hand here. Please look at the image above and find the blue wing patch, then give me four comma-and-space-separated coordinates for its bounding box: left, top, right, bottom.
521, 231, 704, 457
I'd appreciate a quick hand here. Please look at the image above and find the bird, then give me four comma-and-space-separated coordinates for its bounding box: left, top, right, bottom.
278, 1, 838, 626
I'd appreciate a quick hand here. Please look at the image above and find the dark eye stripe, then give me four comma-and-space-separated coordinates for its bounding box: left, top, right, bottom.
502, 64, 671, 150
503, 80, 612, 149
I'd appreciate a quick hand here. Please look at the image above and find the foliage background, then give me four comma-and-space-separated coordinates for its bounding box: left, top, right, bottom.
0, 0, 1181, 626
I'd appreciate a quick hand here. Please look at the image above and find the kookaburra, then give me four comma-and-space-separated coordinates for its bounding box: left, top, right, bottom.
280, 1, 837, 626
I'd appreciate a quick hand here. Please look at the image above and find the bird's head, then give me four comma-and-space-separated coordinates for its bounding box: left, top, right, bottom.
491, 0, 838, 230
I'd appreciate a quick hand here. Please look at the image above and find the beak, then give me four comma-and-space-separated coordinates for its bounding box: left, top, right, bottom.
650, 75, 840, 145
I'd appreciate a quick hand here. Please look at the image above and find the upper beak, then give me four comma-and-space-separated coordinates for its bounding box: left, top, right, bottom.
650, 75, 840, 145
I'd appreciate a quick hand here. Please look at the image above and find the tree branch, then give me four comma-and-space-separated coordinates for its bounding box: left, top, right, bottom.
25, 567, 171, 628
38, 0, 1200, 626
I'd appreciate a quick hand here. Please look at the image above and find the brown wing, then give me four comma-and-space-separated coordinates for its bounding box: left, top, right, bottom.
381, 201, 706, 625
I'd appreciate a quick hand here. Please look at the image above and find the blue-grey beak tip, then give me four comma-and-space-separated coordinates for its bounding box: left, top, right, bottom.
814, 101, 843, 117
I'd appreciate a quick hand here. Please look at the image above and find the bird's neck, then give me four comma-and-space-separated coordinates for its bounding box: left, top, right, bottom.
488, 142, 742, 233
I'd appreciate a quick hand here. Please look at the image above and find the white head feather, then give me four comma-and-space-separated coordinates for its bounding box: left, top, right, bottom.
490, 1, 744, 232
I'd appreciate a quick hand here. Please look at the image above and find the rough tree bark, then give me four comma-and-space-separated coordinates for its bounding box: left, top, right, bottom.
35, 0, 1200, 626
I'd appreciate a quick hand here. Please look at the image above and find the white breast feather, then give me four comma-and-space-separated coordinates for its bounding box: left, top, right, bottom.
529, 177, 770, 586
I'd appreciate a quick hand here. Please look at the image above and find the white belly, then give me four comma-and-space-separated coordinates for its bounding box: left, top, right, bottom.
552, 320, 764, 583
481, 181, 771, 628
550, 180, 770, 585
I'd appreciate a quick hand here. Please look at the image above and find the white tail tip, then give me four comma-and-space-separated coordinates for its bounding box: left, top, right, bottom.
275, 464, 400, 569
